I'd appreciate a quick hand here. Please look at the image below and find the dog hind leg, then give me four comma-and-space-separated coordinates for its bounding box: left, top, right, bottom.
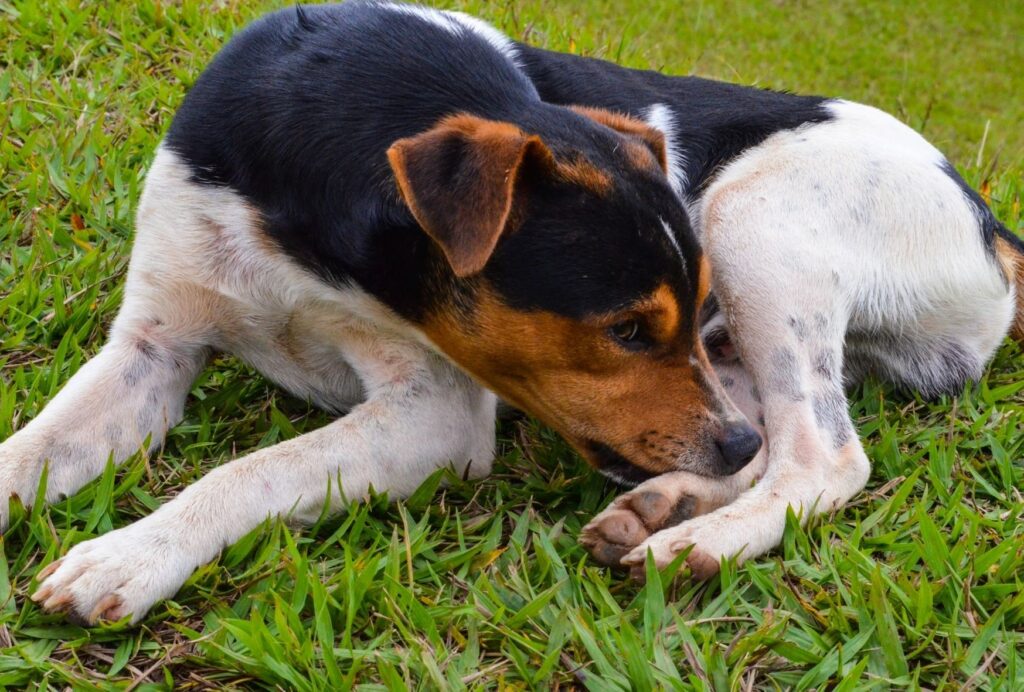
614, 183, 871, 577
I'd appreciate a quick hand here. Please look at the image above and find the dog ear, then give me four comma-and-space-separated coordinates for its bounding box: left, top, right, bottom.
570, 106, 668, 172
387, 115, 554, 278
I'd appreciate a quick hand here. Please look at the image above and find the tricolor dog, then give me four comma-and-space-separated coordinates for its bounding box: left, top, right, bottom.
2, 3, 1020, 624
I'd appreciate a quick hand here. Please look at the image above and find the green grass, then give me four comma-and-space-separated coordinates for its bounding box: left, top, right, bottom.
1, 0, 1023, 688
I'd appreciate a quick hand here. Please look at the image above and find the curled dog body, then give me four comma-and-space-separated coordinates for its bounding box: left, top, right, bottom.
4, 3, 757, 624
3, 3, 1021, 625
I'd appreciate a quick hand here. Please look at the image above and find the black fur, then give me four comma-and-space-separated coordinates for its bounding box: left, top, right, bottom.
164, 2, 697, 327
937, 160, 1012, 252
514, 43, 833, 197
584, 440, 655, 486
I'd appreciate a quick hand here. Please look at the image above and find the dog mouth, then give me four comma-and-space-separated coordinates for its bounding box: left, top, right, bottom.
582, 440, 657, 487
582, 434, 750, 486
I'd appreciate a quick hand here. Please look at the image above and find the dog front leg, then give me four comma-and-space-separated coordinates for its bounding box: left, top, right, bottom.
0, 288, 216, 529
31, 354, 496, 625
611, 203, 870, 578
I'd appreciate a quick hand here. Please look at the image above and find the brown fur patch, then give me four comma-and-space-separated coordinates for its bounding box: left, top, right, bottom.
638, 283, 682, 343
569, 105, 668, 172
994, 235, 1024, 341
387, 114, 555, 277
554, 155, 613, 194
423, 284, 719, 476
696, 255, 712, 313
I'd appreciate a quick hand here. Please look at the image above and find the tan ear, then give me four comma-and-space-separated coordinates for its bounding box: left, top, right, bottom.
570, 105, 668, 172
387, 114, 554, 277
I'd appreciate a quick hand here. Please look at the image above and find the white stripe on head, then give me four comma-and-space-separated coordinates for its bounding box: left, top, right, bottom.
381, 3, 521, 67
660, 217, 686, 264
644, 103, 687, 197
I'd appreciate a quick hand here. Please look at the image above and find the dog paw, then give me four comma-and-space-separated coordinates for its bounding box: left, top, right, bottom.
31, 522, 195, 625
619, 513, 748, 581
580, 479, 719, 569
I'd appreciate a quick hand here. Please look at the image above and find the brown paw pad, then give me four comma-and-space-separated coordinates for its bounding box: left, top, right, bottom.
627, 492, 698, 532
581, 509, 650, 567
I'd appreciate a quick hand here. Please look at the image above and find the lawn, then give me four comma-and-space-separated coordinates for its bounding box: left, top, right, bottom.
1, 0, 1022, 688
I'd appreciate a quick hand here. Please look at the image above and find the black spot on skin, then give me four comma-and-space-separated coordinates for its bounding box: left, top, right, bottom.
750, 384, 761, 402
812, 385, 852, 449
849, 204, 871, 227
788, 316, 808, 342
813, 350, 835, 380
103, 423, 124, 447
135, 339, 159, 361
812, 312, 830, 334
719, 375, 735, 389
136, 407, 155, 437
767, 347, 803, 402
122, 362, 149, 388
123, 338, 165, 387
41, 442, 78, 467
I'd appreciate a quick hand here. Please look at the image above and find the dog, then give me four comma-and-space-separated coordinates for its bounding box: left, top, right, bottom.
511, 41, 1024, 575
5, 2, 1022, 624
5, 2, 761, 624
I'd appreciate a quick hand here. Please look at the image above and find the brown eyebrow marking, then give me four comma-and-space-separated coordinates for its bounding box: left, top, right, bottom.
607, 283, 682, 344
554, 155, 613, 194
568, 105, 668, 172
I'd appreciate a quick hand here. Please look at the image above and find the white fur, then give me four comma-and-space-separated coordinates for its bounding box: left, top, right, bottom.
382, 2, 522, 68
16, 147, 498, 623
659, 217, 685, 263
644, 103, 687, 196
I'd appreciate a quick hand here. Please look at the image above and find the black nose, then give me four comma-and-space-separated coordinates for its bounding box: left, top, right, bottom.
715, 422, 762, 474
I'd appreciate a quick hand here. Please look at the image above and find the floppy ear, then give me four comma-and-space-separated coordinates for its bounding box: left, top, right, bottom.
387, 114, 554, 277
570, 105, 668, 172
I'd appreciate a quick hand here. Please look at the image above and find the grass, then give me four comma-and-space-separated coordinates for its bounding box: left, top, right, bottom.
1, 0, 1022, 688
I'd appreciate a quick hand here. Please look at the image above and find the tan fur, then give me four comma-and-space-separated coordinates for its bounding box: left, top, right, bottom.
994, 235, 1024, 341
387, 114, 555, 277
569, 105, 669, 172
554, 155, 613, 194
422, 283, 726, 476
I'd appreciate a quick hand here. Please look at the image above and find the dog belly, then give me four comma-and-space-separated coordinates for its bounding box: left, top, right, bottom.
223, 308, 366, 413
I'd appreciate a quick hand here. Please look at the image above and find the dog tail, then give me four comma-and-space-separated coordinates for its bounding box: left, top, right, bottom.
994, 224, 1024, 341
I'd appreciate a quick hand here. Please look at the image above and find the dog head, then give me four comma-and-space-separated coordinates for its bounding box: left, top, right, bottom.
387, 107, 760, 484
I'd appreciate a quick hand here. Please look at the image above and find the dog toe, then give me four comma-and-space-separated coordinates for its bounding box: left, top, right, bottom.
581, 508, 651, 568
594, 508, 649, 546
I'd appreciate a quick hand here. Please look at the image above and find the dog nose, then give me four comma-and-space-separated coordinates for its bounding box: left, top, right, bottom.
716, 422, 762, 474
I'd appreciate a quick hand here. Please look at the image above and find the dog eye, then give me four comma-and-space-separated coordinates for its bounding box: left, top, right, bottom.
609, 319, 645, 347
